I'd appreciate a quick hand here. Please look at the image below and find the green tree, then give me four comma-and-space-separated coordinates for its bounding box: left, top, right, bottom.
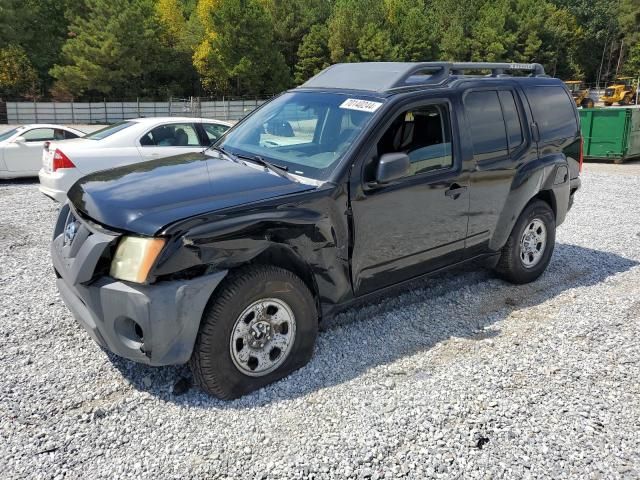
295, 24, 331, 84
51, 0, 182, 98
0, 45, 39, 99
618, 0, 640, 75
263, 0, 332, 74
385, 0, 434, 61
327, 0, 389, 62
552, 0, 617, 82
193, 0, 290, 95
0, 0, 69, 93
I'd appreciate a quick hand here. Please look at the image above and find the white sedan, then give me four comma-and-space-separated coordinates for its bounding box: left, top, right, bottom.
39, 117, 232, 202
0, 124, 84, 179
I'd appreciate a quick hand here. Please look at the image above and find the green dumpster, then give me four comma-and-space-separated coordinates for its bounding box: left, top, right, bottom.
579, 107, 640, 163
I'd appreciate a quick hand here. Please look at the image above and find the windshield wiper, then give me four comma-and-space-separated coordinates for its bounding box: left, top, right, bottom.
234, 153, 295, 181
208, 145, 240, 163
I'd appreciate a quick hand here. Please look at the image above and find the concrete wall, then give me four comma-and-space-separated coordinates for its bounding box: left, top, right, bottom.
3, 98, 268, 124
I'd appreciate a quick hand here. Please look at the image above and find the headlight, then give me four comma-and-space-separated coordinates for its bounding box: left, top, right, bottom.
109, 236, 166, 283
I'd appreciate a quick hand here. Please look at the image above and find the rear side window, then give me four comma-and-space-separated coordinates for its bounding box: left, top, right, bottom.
64, 130, 80, 139
525, 86, 578, 141
498, 91, 524, 152
85, 121, 135, 140
465, 91, 508, 158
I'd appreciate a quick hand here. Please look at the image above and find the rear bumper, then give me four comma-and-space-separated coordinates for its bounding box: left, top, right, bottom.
51, 203, 228, 365
38, 168, 81, 203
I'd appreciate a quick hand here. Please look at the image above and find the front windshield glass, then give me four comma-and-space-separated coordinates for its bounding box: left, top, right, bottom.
0, 128, 20, 142
85, 121, 135, 140
218, 91, 383, 180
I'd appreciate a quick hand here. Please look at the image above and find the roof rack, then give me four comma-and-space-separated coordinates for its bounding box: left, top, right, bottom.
301, 62, 547, 93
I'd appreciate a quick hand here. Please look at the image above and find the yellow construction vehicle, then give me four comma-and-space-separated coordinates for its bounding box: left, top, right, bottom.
600, 77, 637, 106
564, 80, 594, 108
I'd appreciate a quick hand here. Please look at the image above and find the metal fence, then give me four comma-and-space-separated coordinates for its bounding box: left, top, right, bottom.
0, 97, 270, 124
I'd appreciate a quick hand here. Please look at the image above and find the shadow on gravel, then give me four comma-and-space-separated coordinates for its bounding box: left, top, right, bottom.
0, 178, 39, 186
108, 242, 638, 408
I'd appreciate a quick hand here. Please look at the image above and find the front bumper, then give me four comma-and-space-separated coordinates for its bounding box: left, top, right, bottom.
51, 204, 227, 365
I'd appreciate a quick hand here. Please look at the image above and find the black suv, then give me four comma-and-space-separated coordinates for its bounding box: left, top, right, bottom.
51, 62, 582, 399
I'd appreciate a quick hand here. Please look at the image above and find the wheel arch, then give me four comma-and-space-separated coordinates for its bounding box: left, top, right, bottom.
489, 158, 569, 251
246, 243, 322, 319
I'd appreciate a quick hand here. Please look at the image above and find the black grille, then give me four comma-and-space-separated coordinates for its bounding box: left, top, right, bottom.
605, 88, 614, 97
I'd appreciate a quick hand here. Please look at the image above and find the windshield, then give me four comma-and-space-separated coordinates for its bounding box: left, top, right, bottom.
218, 91, 383, 180
85, 121, 136, 140
0, 128, 20, 142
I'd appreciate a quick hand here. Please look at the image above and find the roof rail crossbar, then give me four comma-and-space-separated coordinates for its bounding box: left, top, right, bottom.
300, 61, 547, 93
387, 62, 546, 91
447, 62, 545, 77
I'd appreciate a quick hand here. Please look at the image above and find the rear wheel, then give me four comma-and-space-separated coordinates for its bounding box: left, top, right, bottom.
189, 265, 317, 399
619, 93, 633, 105
495, 200, 556, 284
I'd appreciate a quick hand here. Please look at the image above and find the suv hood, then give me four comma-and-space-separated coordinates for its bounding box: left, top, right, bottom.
68, 152, 316, 235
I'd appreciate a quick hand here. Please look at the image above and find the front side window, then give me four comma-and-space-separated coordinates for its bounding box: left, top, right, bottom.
202, 123, 230, 144
219, 91, 382, 180
465, 90, 508, 159
22, 128, 56, 142
140, 123, 200, 147
375, 104, 453, 178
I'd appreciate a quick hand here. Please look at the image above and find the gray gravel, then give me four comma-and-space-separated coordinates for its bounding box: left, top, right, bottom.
1, 163, 640, 479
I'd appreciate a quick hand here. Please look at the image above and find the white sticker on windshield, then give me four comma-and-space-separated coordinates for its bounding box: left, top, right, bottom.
339, 98, 383, 113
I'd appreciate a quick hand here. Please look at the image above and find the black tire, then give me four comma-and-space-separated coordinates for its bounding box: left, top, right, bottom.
189, 265, 317, 399
495, 200, 556, 284
604, 102, 613, 107
581, 98, 594, 108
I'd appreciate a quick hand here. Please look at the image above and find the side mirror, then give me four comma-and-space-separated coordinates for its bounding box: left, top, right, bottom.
375, 152, 410, 184
14, 136, 26, 144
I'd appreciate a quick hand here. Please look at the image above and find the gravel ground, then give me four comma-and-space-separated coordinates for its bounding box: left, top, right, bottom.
1, 162, 639, 479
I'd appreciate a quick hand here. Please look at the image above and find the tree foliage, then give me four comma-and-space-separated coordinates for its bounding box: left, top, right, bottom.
50, 0, 189, 99
3, 0, 640, 98
193, 0, 290, 95
0, 45, 40, 99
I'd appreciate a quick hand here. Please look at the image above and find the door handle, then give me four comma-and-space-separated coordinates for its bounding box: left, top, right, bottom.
445, 184, 468, 200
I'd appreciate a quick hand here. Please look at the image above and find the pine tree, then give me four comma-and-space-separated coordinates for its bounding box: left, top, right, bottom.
0, 45, 40, 99
50, 0, 177, 98
193, 0, 291, 95
295, 24, 331, 84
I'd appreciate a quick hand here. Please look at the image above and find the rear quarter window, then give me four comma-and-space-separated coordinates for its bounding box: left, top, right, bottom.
525, 86, 578, 141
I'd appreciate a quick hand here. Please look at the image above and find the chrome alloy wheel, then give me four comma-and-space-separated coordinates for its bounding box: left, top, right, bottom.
519, 218, 547, 268
229, 298, 297, 377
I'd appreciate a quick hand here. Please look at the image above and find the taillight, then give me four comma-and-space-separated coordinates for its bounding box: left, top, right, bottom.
579, 137, 584, 173
52, 149, 75, 171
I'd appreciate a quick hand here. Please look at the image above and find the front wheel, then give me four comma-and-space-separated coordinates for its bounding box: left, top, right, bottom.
495, 200, 556, 284
189, 265, 318, 399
